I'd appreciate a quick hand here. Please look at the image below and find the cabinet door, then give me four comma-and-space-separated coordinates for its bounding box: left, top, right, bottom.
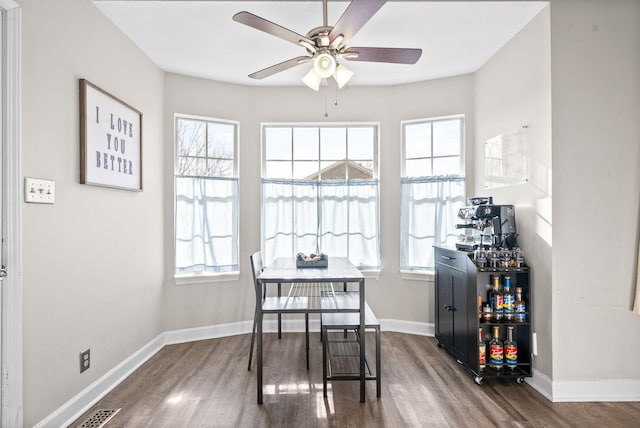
449, 267, 468, 362
451, 270, 475, 362
435, 264, 453, 350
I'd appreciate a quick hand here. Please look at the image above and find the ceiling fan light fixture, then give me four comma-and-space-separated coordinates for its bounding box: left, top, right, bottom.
299, 39, 316, 54
302, 68, 322, 91
330, 34, 345, 49
334, 63, 353, 88
235, 1, 423, 86
313, 52, 336, 78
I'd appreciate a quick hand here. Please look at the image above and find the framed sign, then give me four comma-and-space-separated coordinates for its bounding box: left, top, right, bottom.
79, 79, 143, 191
484, 126, 528, 190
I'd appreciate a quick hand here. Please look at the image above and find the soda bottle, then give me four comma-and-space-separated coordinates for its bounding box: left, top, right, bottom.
515, 287, 527, 322
489, 326, 503, 370
505, 326, 518, 370
488, 276, 503, 322
503, 276, 515, 322
478, 327, 486, 371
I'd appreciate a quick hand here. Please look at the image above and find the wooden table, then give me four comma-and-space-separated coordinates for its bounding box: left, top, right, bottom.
255, 257, 366, 404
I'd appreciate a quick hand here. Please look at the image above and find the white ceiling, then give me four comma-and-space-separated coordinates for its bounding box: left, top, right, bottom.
94, 1, 547, 87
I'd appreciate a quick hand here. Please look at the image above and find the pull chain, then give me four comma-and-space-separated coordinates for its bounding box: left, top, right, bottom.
324, 83, 329, 117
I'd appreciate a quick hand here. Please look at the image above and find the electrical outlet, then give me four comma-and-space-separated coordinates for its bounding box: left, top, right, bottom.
24, 177, 55, 204
80, 349, 90, 373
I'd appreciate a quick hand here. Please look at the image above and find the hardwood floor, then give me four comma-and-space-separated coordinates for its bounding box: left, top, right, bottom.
70, 332, 640, 427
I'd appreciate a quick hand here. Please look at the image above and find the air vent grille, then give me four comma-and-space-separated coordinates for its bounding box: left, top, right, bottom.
79, 408, 121, 428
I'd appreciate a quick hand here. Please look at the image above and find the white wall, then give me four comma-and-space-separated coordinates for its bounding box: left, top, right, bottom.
474, 7, 553, 377
21, 0, 165, 425
21, 0, 640, 424
162, 74, 475, 331
475, 0, 640, 396
550, 0, 640, 389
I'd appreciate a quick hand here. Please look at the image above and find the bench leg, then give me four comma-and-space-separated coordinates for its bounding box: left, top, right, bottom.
322, 326, 328, 397
305, 313, 310, 370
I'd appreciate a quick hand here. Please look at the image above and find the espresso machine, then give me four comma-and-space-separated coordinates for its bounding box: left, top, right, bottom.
455, 197, 518, 251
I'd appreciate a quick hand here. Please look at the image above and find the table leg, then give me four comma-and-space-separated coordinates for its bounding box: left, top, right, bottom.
278, 282, 282, 339
257, 282, 264, 404
343, 281, 349, 338
376, 324, 381, 397
359, 278, 365, 403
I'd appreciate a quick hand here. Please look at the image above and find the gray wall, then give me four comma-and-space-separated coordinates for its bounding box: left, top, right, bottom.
550, 0, 640, 384
474, 7, 552, 377
20, 0, 640, 425
161, 74, 475, 330
21, 0, 165, 425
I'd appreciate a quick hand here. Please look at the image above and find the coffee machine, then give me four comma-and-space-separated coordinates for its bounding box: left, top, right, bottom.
455, 197, 518, 251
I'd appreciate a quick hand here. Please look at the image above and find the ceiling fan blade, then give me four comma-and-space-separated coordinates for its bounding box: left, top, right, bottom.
329, 0, 387, 47
341, 47, 422, 64
248, 56, 312, 80
233, 11, 314, 48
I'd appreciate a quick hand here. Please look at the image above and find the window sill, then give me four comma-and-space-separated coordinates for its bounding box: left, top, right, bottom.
400, 270, 435, 282
174, 271, 240, 285
360, 269, 381, 280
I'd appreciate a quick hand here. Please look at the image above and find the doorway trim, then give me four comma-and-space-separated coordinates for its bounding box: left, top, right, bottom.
0, 1, 22, 427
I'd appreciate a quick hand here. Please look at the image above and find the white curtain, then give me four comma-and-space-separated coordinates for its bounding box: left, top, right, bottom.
400, 175, 466, 271
175, 176, 239, 274
634, 242, 640, 315
261, 178, 381, 269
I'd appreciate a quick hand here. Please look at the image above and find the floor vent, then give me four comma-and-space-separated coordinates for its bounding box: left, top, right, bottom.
79, 408, 121, 428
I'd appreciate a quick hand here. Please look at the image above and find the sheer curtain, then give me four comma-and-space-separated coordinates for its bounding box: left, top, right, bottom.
400, 175, 465, 271
175, 176, 239, 274
261, 178, 381, 269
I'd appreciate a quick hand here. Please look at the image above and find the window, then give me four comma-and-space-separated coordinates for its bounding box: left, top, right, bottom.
262, 124, 380, 269
174, 115, 239, 277
400, 116, 466, 272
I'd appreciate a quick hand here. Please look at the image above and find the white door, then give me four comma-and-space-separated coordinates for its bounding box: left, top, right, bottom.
0, 9, 6, 422
0, 2, 22, 426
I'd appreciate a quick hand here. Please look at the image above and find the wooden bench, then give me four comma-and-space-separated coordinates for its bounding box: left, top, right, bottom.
321, 293, 381, 398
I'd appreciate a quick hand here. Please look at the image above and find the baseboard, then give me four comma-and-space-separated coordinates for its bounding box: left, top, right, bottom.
34, 334, 166, 428
380, 318, 434, 336
163, 320, 253, 344
36, 318, 433, 427
526, 368, 553, 401
514, 367, 640, 403
35, 319, 640, 426
551, 378, 640, 402
161, 317, 435, 338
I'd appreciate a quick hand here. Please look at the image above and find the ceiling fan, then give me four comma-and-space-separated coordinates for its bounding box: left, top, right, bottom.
232, 0, 422, 90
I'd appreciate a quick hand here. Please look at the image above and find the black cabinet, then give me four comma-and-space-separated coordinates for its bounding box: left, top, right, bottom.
434, 246, 532, 385
434, 247, 470, 365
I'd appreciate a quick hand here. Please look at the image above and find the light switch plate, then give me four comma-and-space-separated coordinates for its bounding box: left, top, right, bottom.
24, 177, 55, 204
